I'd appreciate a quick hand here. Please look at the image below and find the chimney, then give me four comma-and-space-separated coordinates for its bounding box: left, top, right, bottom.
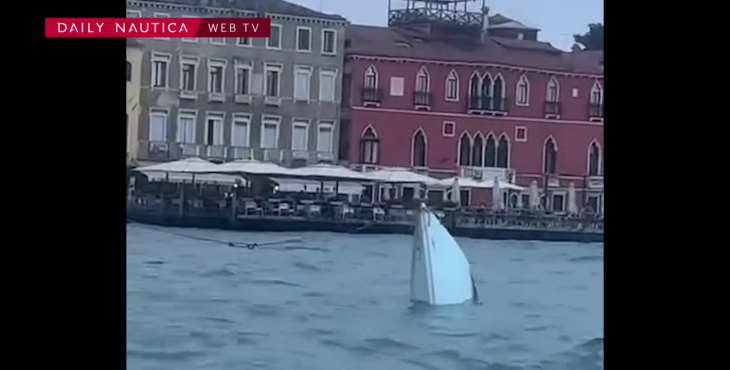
480, 6, 490, 43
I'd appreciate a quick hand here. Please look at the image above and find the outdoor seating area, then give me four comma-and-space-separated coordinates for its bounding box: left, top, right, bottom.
126, 158, 604, 235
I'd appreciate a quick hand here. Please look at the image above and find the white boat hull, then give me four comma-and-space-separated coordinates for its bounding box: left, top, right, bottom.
410, 204, 475, 305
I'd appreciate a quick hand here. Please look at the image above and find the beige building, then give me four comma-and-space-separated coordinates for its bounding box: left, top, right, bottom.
127, 38, 143, 166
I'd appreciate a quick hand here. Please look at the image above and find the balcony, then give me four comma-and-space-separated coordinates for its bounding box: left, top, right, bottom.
178, 143, 200, 157
208, 92, 225, 103
146, 141, 169, 161
587, 176, 604, 189
234, 94, 252, 104
179, 90, 198, 100
466, 96, 509, 115
230, 147, 252, 160
544, 101, 561, 117
205, 145, 227, 160
588, 103, 604, 121
257, 148, 282, 163
361, 86, 381, 106
460, 166, 515, 183
264, 96, 282, 107
414, 91, 431, 109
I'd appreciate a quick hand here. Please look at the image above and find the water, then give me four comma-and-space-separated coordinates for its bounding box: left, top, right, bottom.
127, 224, 603, 370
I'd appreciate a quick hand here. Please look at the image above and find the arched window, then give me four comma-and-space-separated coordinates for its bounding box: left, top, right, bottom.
412, 129, 427, 167
543, 137, 558, 174
480, 73, 492, 110
492, 74, 505, 110
484, 134, 497, 167
126, 61, 132, 82
458, 133, 471, 166
359, 126, 379, 164
471, 133, 484, 167
468, 72, 480, 109
364, 65, 378, 88
588, 141, 602, 176
590, 81, 603, 104
415, 66, 430, 92
496, 134, 509, 168
445, 70, 459, 101
516, 74, 530, 106
546, 77, 560, 102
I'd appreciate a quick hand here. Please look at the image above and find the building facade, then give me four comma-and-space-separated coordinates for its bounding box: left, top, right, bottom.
340, 1, 604, 212
126, 0, 348, 167
127, 38, 144, 166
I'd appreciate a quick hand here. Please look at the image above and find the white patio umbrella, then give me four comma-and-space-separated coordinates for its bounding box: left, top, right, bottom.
451, 177, 461, 206
367, 168, 441, 185
190, 159, 292, 177
529, 180, 540, 209
492, 177, 503, 210
286, 164, 377, 182
135, 157, 218, 173
567, 182, 579, 215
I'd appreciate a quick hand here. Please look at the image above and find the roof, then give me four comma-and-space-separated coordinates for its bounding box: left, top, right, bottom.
135, 0, 346, 21
488, 14, 538, 30
345, 24, 603, 75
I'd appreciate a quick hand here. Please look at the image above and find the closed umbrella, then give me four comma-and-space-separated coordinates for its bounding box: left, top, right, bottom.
492, 177, 503, 210
529, 180, 539, 209
567, 182, 579, 215
451, 177, 461, 206
382, 184, 390, 201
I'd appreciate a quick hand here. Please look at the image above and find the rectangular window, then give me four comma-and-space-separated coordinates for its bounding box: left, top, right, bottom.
264, 64, 281, 97
552, 193, 565, 212
296, 27, 311, 52
176, 111, 197, 144
205, 114, 224, 146
210, 37, 225, 45
182, 15, 198, 42
208, 60, 225, 93
126, 10, 141, 18
322, 29, 337, 54
151, 53, 170, 88
148, 109, 168, 142
390, 76, 404, 96
292, 120, 309, 151
261, 116, 280, 149
294, 66, 312, 101
231, 114, 250, 147
235, 65, 251, 95
267, 24, 281, 49
153, 13, 170, 40
180, 57, 197, 91
319, 69, 337, 102
237, 37, 251, 46
317, 121, 334, 152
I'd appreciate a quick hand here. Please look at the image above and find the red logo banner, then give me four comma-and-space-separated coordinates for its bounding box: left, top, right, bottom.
45, 18, 271, 38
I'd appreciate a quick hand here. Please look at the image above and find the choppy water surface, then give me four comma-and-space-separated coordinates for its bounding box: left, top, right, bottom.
127, 225, 603, 370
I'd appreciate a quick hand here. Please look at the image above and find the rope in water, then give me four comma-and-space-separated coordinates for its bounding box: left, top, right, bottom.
126, 220, 301, 250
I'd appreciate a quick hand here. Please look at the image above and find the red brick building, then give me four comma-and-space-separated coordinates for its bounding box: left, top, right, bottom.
339, 0, 604, 212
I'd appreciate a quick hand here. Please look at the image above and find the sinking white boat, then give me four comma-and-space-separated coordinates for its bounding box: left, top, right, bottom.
410, 203, 478, 305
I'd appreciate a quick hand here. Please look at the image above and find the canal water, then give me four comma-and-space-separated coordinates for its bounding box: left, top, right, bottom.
127, 224, 603, 370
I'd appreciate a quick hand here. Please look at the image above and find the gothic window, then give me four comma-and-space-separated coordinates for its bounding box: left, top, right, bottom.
547, 77, 560, 102
516, 74, 530, 106
458, 133, 471, 166
364, 65, 378, 88
496, 134, 509, 168
543, 137, 558, 174
445, 70, 459, 100
492, 74, 505, 109
590, 81, 603, 104
359, 126, 379, 164
484, 134, 497, 167
471, 133, 484, 167
588, 141, 602, 176
412, 129, 427, 167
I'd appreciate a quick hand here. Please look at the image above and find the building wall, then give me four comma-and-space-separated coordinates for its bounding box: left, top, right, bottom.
127, 0, 347, 165
127, 46, 144, 163
345, 56, 604, 210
